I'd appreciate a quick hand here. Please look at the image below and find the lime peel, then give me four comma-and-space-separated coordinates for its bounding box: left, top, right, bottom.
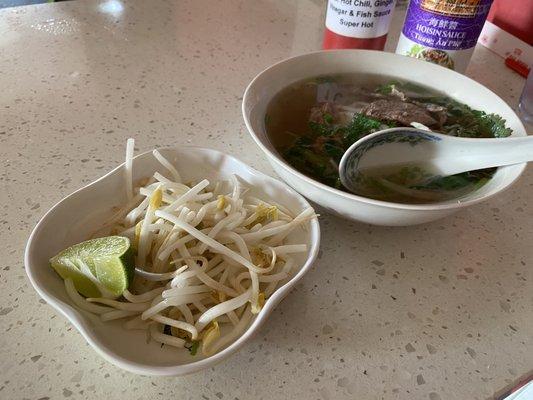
50, 236, 134, 299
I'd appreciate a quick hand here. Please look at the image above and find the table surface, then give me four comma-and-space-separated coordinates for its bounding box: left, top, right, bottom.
1, 1, 531, 399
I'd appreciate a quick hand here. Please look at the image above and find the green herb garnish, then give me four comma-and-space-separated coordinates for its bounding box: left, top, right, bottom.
342, 113, 383, 144
417, 97, 512, 138
280, 79, 513, 199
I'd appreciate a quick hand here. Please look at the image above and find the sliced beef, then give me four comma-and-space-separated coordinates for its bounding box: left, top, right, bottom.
362, 99, 442, 128
423, 103, 447, 126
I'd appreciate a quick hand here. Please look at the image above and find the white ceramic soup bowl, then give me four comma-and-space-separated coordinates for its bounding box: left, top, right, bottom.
242, 50, 527, 226
24, 146, 320, 376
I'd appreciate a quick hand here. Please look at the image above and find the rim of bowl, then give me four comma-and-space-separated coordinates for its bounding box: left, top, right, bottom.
242, 49, 527, 211
24, 146, 321, 376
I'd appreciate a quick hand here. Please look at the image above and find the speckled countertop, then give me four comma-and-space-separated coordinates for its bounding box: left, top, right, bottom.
1, 1, 531, 399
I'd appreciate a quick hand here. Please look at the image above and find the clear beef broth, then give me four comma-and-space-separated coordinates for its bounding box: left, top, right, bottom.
266, 74, 385, 149
265, 74, 512, 204
264, 81, 318, 149
353, 164, 489, 204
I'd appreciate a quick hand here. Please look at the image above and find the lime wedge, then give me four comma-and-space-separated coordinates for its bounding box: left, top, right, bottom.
50, 236, 135, 298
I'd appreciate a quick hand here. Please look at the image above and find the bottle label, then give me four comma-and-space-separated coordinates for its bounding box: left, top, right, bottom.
396, 0, 493, 72
420, 0, 483, 17
400, 0, 493, 50
325, 0, 397, 39
396, 32, 474, 72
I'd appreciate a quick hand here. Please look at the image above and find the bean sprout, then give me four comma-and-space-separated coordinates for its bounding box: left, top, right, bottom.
66, 139, 316, 356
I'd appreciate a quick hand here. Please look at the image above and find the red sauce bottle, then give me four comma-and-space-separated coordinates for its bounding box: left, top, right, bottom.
323, 0, 397, 50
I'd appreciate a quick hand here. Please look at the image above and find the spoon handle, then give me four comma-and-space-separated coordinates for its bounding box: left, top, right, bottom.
438, 135, 533, 176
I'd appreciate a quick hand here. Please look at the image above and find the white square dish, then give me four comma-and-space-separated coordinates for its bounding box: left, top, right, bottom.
24, 146, 320, 376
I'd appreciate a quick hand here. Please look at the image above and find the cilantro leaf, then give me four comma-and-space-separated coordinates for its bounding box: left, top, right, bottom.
343, 113, 383, 144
